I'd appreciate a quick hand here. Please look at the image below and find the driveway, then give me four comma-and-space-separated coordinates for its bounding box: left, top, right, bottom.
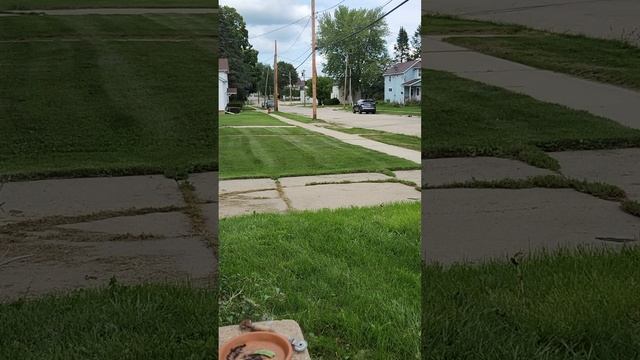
278, 104, 421, 137
424, 0, 640, 46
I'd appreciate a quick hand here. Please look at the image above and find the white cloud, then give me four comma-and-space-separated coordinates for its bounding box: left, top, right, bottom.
220, 0, 309, 25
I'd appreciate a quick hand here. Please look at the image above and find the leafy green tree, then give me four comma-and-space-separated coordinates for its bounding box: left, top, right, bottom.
306, 76, 333, 105
219, 6, 258, 99
317, 5, 390, 100
276, 61, 300, 100
254, 62, 273, 99
410, 25, 421, 60
393, 27, 410, 63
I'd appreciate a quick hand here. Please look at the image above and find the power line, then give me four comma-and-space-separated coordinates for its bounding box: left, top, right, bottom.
249, 16, 308, 40
282, 16, 311, 54
249, 0, 347, 40
329, 0, 410, 48
294, 0, 411, 70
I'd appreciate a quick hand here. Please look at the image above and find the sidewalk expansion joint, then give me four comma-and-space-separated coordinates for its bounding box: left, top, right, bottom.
275, 180, 293, 211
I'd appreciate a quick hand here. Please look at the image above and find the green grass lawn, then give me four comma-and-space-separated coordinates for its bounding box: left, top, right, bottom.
423, 70, 640, 169
220, 112, 418, 179
220, 203, 420, 359
0, 282, 217, 359
220, 111, 288, 127
0, 0, 214, 10
423, 247, 640, 359
375, 102, 421, 116
0, 15, 217, 180
327, 126, 421, 151
423, 15, 640, 90
0, 14, 218, 39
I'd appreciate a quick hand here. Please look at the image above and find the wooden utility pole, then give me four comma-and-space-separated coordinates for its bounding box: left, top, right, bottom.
349, 65, 352, 105
289, 72, 292, 104
264, 69, 269, 107
311, 0, 318, 120
301, 70, 306, 107
343, 53, 348, 108
274, 40, 279, 111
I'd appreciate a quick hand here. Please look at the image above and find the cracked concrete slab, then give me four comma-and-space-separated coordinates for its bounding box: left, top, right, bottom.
393, 170, 421, 185
550, 148, 640, 201
219, 190, 287, 218
0, 175, 183, 225
285, 182, 420, 211
219, 178, 277, 195
0, 236, 215, 301
189, 172, 217, 203
278, 172, 392, 188
422, 188, 640, 264
58, 211, 192, 238
422, 157, 553, 187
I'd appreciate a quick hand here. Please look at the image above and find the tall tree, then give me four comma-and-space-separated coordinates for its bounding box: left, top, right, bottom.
306, 76, 333, 105
393, 27, 410, 63
276, 61, 300, 100
253, 62, 273, 98
410, 25, 421, 60
219, 6, 258, 100
317, 5, 390, 100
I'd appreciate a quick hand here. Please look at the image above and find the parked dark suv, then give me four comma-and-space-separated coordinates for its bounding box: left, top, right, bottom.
353, 99, 376, 114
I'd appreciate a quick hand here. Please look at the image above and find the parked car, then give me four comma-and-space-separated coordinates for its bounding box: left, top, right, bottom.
262, 100, 274, 109
353, 99, 376, 114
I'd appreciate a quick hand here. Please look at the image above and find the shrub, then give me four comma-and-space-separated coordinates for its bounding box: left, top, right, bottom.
325, 98, 341, 105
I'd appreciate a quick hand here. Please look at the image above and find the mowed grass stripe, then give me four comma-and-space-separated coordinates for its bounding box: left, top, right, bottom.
220, 203, 421, 359
0, 0, 214, 10
219, 111, 288, 126
422, 69, 640, 167
220, 112, 418, 179
0, 14, 218, 40
0, 38, 217, 179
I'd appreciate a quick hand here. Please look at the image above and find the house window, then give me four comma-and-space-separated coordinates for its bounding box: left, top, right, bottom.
388, 88, 392, 92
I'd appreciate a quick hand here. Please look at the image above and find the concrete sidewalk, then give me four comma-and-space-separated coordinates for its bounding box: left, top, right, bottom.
0, 172, 217, 302
424, 0, 640, 46
220, 171, 421, 218
269, 112, 421, 164
423, 36, 640, 129
423, 188, 640, 264
551, 148, 640, 201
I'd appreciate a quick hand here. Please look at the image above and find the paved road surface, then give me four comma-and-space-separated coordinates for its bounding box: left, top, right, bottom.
424, 0, 640, 46
278, 104, 421, 137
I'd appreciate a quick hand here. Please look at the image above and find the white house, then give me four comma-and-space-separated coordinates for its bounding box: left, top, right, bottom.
219, 58, 229, 112
330, 85, 341, 101
383, 59, 421, 104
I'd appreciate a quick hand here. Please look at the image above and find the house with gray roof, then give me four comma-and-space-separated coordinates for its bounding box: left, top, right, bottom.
383, 58, 421, 104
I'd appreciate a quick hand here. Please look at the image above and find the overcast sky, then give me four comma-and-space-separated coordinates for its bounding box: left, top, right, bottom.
220, 0, 420, 80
